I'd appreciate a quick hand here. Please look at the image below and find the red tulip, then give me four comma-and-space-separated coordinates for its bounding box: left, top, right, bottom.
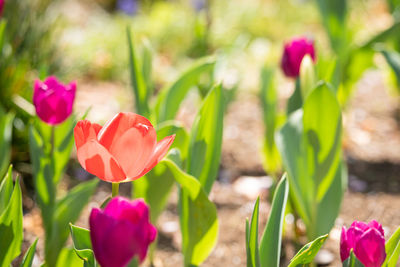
90, 197, 157, 267
340, 220, 386, 267
74, 112, 175, 182
33, 76, 76, 125
281, 37, 316, 78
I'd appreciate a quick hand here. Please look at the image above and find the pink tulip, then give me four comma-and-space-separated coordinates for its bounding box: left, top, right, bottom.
0, 0, 4, 16
33, 76, 76, 125
340, 220, 386, 267
281, 37, 316, 78
89, 197, 157, 267
74, 112, 175, 183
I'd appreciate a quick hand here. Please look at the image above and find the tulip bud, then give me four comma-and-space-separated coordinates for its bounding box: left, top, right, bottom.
89, 197, 157, 267
281, 37, 316, 78
340, 220, 386, 267
299, 54, 316, 98
33, 76, 76, 125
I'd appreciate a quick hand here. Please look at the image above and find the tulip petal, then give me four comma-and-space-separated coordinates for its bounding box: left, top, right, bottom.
98, 112, 157, 179
340, 226, 351, 262
354, 228, 386, 267
98, 112, 155, 151
74, 120, 126, 182
131, 135, 175, 180
104, 197, 149, 225
368, 220, 385, 236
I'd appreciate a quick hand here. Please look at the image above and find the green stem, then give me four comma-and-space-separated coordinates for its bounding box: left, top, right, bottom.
50, 126, 55, 157
112, 182, 120, 197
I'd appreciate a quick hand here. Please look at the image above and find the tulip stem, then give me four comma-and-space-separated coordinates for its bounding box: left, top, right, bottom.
112, 182, 120, 197
50, 126, 55, 157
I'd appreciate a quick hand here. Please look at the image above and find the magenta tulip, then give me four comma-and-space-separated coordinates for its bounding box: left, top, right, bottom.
340, 220, 386, 267
0, 0, 4, 16
89, 197, 157, 267
33, 76, 76, 125
281, 37, 316, 78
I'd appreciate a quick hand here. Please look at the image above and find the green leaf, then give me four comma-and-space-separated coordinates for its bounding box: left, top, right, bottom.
0, 107, 14, 180
0, 166, 14, 214
316, 161, 347, 237
56, 247, 85, 267
381, 49, 400, 90
45, 179, 98, 267
187, 84, 224, 195
127, 27, 150, 117
156, 120, 190, 162
259, 175, 289, 267
260, 67, 283, 175
134, 163, 175, 223
70, 224, 96, 266
287, 234, 328, 267
0, 177, 23, 267
154, 57, 216, 123
277, 83, 344, 240
247, 197, 260, 267
383, 226, 400, 267
315, 0, 348, 54
303, 83, 342, 201
245, 219, 252, 267
286, 79, 303, 115
276, 110, 310, 226
160, 159, 218, 267
20, 239, 38, 267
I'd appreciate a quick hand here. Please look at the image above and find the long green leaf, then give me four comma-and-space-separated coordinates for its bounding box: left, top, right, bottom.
0, 166, 13, 214
0, 107, 14, 180
287, 234, 328, 267
276, 110, 310, 226
20, 239, 38, 267
154, 57, 216, 123
127, 27, 150, 116
186, 84, 224, 195
0, 177, 23, 267
259, 175, 289, 267
260, 67, 282, 175
381, 49, 400, 91
247, 197, 260, 267
383, 226, 400, 267
160, 158, 218, 267
303, 83, 342, 201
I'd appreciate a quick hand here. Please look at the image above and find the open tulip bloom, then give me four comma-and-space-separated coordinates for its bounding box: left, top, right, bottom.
90, 197, 157, 267
33, 76, 76, 125
281, 37, 316, 78
340, 220, 386, 267
74, 112, 175, 187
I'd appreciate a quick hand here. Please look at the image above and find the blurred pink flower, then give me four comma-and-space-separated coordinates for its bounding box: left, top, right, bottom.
0, 0, 4, 16
281, 37, 316, 78
90, 197, 157, 267
340, 220, 386, 267
33, 76, 76, 125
